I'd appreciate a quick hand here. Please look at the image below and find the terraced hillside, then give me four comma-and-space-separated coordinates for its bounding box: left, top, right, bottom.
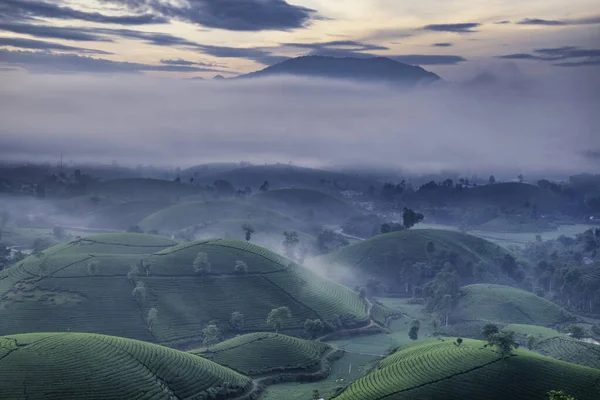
87, 200, 172, 230
317, 229, 519, 289
41, 233, 177, 255
91, 178, 202, 201
191, 333, 335, 375
250, 188, 357, 224
452, 284, 573, 326
0, 237, 372, 345
502, 324, 600, 369
138, 200, 312, 234
0, 332, 252, 399
334, 339, 600, 400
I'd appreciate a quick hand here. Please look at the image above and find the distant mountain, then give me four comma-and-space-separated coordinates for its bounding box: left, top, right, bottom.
213, 74, 226, 80
237, 55, 440, 85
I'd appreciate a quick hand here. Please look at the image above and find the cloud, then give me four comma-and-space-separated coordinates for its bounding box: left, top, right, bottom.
0, 0, 167, 25
423, 23, 481, 33
283, 40, 389, 52
0, 37, 112, 55
389, 55, 466, 65
516, 16, 600, 26
0, 49, 230, 73
495, 21, 511, 25
0, 73, 598, 176
100, 0, 319, 31
431, 43, 453, 47
497, 46, 600, 66
0, 22, 112, 42
160, 58, 223, 67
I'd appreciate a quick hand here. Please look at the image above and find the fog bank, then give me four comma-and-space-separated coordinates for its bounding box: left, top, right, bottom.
0, 71, 599, 175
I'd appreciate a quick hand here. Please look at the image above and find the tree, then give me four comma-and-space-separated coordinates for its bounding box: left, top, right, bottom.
259, 180, 270, 192
486, 330, 519, 357
408, 325, 419, 341
304, 319, 325, 339
282, 231, 300, 260
52, 226, 66, 240
455, 338, 463, 346
411, 319, 421, 329
518, 174, 524, 183
241, 224, 254, 242
193, 252, 211, 274
481, 323, 499, 339
147, 308, 158, 331
234, 260, 248, 275
230, 312, 244, 332
402, 207, 424, 229
266, 306, 292, 333
127, 264, 140, 281
132, 281, 146, 304
566, 325, 585, 339
202, 324, 221, 348
526, 334, 536, 350
489, 175, 496, 184
127, 225, 144, 233
87, 260, 99, 276
358, 287, 367, 299
548, 390, 576, 400
312, 389, 322, 400
139, 260, 151, 276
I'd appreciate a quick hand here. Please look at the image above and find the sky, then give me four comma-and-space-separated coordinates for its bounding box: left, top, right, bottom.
0, 0, 599, 78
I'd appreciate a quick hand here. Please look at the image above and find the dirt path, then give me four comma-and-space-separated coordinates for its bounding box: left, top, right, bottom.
316, 297, 384, 342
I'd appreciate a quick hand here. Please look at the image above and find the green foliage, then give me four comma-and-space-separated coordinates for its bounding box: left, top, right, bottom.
234, 260, 248, 275
482, 323, 499, 339
193, 252, 212, 274
402, 207, 425, 229
0, 332, 251, 399
313, 389, 322, 400
408, 326, 419, 341
304, 319, 325, 339
131, 281, 146, 304
548, 390, 576, 400
229, 311, 244, 331
192, 332, 332, 376
267, 306, 292, 333
526, 334, 536, 350
147, 307, 158, 331
455, 338, 463, 346
486, 330, 519, 357
566, 325, 585, 339
202, 324, 221, 348
241, 224, 254, 241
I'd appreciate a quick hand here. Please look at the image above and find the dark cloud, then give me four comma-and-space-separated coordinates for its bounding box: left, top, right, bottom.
432, 42, 453, 47
423, 23, 481, 33
160, 58, 221, 67
0, 49, 230, 73
389, 55, 466, 65
497, 46, 600, 67
495, 21, 511, 24
100, 0, 319, 31
516, 16, 600, 26
0, 0, 167, 25
283, 40, 388, 52
0, 37, 112, 55
0, 22, 111, 42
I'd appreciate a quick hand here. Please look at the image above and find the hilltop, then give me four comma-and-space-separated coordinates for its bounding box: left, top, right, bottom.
237, 56, 440, 86
334, 339, 600, 400
317, 229, 521, 292
0, 236, 377, 346
0, 332, 252, 399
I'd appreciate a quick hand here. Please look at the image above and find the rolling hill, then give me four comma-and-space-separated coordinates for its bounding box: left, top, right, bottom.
138, 200, 313, 234
0, 237, 373, 346
191, 332, 336, 376
0, 332, 252, 399
333, 339, 600, 400
451, 284, 573, 326
317, 229, 520, 290
86, 200, 172, 230
250, 188, 358, 224
238, 56, 440, 85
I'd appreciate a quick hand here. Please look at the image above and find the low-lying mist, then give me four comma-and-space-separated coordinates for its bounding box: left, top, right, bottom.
0, 70, 598, 176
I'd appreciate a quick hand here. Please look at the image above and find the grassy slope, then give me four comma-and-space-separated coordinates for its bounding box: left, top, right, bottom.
0, 238, 369, 346
191, 332, 333, 375
452, 284, 572, 326
41, 233, 177, 255
334, 339, 600, 400
0, 332, 251, 399
250, 188, 357, 223
138, 200, 311, 233
318, 229, 516, 285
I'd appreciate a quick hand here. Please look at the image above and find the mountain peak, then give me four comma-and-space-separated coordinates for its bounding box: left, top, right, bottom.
237, 55, 440, 85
